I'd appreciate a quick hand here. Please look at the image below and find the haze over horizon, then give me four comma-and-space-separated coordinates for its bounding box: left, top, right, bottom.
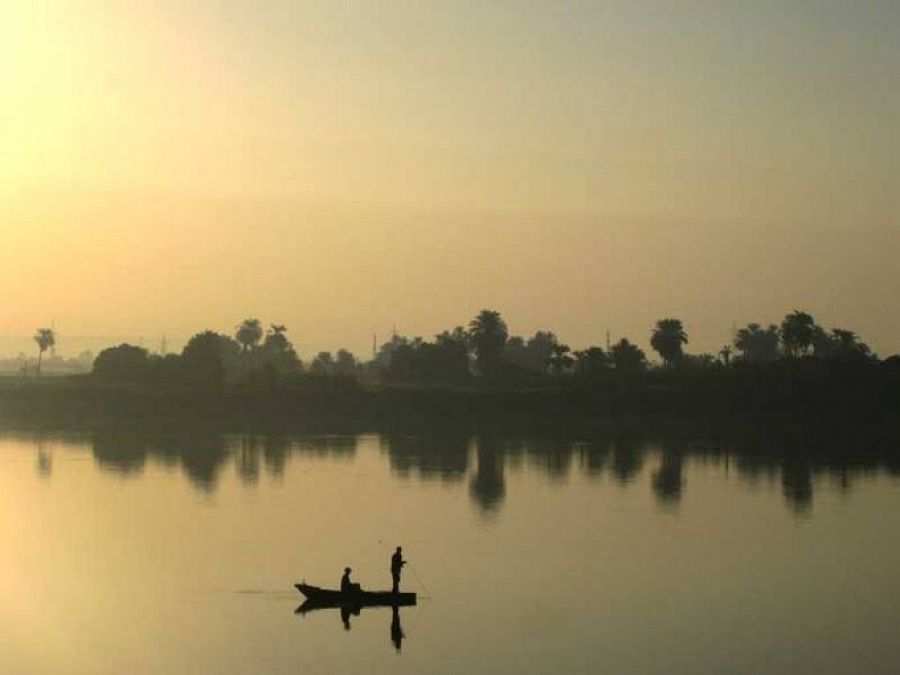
3, 2, 899, 358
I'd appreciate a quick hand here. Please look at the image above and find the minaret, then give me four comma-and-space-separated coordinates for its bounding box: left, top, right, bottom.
160, 334, 168, 356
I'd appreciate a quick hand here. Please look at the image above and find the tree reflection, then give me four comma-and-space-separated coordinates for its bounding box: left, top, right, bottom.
527, 439, 574, 483
35, 435, 53, 478
469, 437, 506, 514
14, 420, 896, 518
381, 433, 468, 482
781, 457, 813, 515
93, 429, 148, 476
610, 435, 644, 485
652, 441, 686, 507
577, 440, 611, 478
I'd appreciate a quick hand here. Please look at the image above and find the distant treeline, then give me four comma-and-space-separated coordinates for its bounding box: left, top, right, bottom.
62, 309, 896, 389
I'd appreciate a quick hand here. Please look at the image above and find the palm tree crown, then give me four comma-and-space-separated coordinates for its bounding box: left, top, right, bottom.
650, 318, 688, 366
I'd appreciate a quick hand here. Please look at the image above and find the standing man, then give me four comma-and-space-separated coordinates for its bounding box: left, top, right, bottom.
390, 546, 406, 593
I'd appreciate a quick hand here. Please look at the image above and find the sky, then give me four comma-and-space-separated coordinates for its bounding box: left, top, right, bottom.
1, 1, 898, 359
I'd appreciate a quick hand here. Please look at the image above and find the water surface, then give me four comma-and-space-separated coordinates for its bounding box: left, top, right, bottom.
1, 430, 898, 674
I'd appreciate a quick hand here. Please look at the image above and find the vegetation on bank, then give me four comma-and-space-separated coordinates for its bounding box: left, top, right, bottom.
17, 309, 897, 390
0, 310, 894, 425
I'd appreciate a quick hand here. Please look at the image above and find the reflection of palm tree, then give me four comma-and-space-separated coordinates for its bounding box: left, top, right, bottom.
36, 435, 52, 478
237, 435, 261, 485
578, 441, 611, 477
530, 439, 574, 481
469, 439, 506, 513
782, 458, 813, 515
652, 443, 685, 506
611, 438, 643, 484
263, 435, 290, 478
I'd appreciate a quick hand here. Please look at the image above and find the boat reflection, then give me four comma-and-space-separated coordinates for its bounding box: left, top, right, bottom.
295, 601, 410, 652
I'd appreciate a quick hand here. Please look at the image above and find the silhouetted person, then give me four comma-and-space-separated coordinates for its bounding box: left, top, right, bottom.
390, 604, 404, 652
390, 546, 406, 593
341, 567, 361, 593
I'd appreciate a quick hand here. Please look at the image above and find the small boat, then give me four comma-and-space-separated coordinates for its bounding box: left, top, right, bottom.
295, 582, 416, 608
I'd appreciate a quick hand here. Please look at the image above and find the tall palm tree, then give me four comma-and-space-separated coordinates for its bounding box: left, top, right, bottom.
467, 309, 508, 377
779, 310, 817, 357
34, 328, 56, 376
650, 318, 688, 366
235, 318, 264, 353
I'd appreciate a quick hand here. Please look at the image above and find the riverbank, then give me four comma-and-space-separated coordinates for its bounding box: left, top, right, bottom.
1, 361, 898, 435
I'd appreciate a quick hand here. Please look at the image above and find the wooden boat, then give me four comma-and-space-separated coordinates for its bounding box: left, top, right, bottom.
295, 582, 416, 608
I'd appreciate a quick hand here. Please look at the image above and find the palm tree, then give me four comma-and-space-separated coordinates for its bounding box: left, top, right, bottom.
467, 309, 508, 377
650, 318, 688, 366
261, 324, 300, 372
235, 318, 264, 353
779, 310, 817, 357
33, 328, 55, 376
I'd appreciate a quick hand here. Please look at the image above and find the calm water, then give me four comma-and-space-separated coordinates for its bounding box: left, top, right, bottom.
1, 429, 899, 674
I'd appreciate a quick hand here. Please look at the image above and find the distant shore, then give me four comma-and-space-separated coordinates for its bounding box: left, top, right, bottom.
2, 361, 898, 436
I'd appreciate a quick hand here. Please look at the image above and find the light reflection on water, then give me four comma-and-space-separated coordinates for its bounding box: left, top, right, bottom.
1, 429, 899, 674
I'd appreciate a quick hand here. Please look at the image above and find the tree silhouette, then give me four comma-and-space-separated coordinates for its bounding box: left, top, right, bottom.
719, 345, 732, 365
93, 344, 150, 380
830, 329, 873, 360
811, 328, 874, 361
468, 309, 508, 378
650, 318, 688, 366
501, 331, 560, 373
33, 328, 55, 376
182, 331, 239, 389
610, 338, 646, 372
335, 349, 359, 375
780, 311, 817, 357
310, 351, 335, 375
235, 318, 264, 353
573, 346, 609, 377
547, 343, 574, 375
260, 324, 300, 372
734, 323, 780, 363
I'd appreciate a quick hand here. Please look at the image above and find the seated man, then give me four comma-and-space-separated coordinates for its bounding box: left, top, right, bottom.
340, 567, 361, 593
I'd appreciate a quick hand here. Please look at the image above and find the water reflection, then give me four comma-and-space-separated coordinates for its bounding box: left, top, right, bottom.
381, 434, 469, 481
295, 602, 408, 653
652, 441, 686, 506
15, 424, 900, 516
35, 436, 53, 478
469, 438, 505, 514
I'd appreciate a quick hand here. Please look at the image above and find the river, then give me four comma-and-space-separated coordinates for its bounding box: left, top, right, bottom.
1, 429, 898, 674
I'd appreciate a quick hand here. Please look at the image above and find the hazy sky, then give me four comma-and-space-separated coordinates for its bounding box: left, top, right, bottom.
2, 1, 898, 358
